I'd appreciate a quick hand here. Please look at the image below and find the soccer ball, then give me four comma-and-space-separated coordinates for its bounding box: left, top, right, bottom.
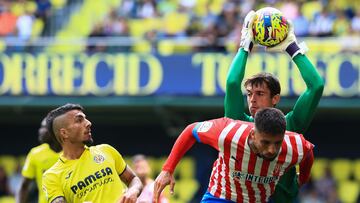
252, 7, 289, 47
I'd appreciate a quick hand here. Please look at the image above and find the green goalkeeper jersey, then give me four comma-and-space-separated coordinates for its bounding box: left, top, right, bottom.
224, 48, 324, 134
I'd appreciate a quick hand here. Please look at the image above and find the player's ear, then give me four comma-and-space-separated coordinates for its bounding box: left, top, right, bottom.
60, 128, 68, 141
272, 94, 280, 106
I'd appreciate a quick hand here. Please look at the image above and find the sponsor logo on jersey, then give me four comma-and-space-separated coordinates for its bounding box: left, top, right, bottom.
65, 171, 73, 179
93, 154, 105, 163
232, 171, 279, 184
198, 121, 213, 132
70, 167, 113, 195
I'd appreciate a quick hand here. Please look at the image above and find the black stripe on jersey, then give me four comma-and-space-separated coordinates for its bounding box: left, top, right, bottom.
119, 164, 127, 176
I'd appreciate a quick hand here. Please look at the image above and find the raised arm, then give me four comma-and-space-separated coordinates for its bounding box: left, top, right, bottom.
17, 177, 32, 203
267, 21, 324, 133
153, 123, 197, 202
225, 10, 256, 121
225, 49, 252, 121
286, 54, 324, 133
119, 166, 142, 203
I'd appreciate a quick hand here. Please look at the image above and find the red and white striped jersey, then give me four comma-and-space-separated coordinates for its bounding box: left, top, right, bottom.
192, 117, 314, 203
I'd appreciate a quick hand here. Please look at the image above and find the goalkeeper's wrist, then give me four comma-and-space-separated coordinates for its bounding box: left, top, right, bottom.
285, 42, 300, 58
286, 41, 308, 58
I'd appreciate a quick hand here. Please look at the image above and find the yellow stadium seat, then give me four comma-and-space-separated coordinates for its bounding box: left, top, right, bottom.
31, 19, 44, 38
0, 196, 15, 203
353, 159, 360, 182
301, 1, 322, 21
178, 157, 195, 179
11, 2, 25, 16
338, 180, 360, 203
158, 40, 175, 56
0, 155, 17, 176
132, 40, 152, 53
311, 158, 329, 181
162, 12, 189, 35
25, 1, 37, 14
50, 0, 67, 10
330, 158, 353, 182
176, 179, 199, 202
0, 40, 6, 52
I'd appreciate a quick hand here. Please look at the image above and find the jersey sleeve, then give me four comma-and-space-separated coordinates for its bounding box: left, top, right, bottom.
285, 54, 324, 133
100, 144, 127, 175
42, 171, 64, 203
21, 149, 35, 179
224, 48, 252, 121
192, 117, 232, 151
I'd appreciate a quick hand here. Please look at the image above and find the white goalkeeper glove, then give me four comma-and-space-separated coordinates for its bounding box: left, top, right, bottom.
266, 20, 308, 58
239, 10, 256, 52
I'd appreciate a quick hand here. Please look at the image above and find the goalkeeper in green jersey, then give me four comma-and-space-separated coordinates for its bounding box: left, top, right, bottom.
224, 11, 324, 202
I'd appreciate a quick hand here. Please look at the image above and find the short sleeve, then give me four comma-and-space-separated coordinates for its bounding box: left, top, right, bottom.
99, 144, 127, 175
22, 150, 35, 179
42, 171, 64, 203
300, 134, 314, 160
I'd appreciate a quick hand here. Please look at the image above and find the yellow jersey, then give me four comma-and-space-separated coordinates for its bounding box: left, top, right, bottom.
22, 143, 59, 203
42, 144, 127, 203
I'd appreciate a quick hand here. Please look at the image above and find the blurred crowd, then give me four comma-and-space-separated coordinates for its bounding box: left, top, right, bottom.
0, 0, 359, 52
87, 0, 360, 51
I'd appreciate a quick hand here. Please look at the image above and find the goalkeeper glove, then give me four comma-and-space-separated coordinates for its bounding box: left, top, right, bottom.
266, 20, 308, 58
239, 10, 256, 52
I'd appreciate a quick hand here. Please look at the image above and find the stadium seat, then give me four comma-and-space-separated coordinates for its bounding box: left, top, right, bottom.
0, 155, 17, 176
0, 40, 6, 52
353, 159, 360, 182
337, 180, 360, 203
178, 157, 195, 179
31, 19, 44, 38
175, 179, 199, 202
311, 158, 329, 180
0, 196, 15, 203
301, 1, 322, 21
162, 12, 189, 36
330, 158, 353, 182
50, 0, 67, 10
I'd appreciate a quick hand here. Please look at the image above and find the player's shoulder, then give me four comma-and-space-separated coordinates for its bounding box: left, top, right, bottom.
92, 144, 115, 151
43, 159, 63, 177
28, 143, 50, 155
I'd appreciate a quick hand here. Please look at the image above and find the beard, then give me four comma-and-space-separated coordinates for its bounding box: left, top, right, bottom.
83, 138, 94, 146
256, 153, 277, 161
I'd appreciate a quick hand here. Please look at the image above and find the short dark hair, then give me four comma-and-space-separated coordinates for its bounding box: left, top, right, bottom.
46, 103, 84, 143
244, 72, 281, 97
254, 108, 286, 136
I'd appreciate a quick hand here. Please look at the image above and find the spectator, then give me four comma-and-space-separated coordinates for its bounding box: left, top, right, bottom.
351, 8, 360, 34
333, 10, 351, 36
0, 0, 17, 36
0, 166, 11, 197
309, 6, 335, 37
132, 154, 168, 203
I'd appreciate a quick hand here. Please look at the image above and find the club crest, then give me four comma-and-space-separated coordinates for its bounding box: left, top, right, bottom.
93, 154, 105, 163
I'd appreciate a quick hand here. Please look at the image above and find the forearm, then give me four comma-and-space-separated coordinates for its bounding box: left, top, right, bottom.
288, 54, 324, 132
293, 54, 324, 91
162, 124, 196, 173
224, 48, 248, 120
16, 178, 31, 203
127, 176, 142, 196
298, 150, 314, 186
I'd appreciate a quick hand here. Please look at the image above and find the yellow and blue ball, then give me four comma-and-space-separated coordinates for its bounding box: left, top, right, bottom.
252, 7, 289, 47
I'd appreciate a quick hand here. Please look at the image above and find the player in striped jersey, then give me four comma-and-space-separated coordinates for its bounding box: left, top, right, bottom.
153, 108, 314, 203
226, 10, 324, 203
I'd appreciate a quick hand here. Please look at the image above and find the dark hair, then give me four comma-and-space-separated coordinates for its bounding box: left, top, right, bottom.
39, 117, 62, 152
46, 103, 84, 144
254, 108, 286, 136
244, 72, 281, 97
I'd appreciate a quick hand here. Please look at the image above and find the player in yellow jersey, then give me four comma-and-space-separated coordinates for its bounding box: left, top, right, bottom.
42, 103, 142, 203
17, 117, 62, 203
